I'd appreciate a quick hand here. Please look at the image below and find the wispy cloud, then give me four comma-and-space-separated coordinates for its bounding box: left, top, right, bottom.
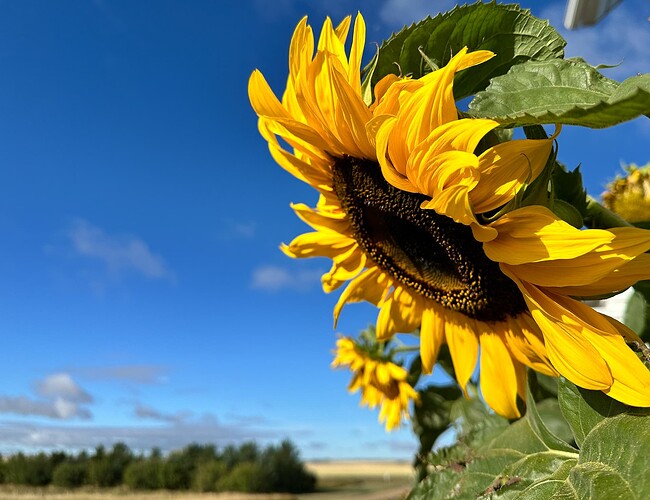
134, 404, 191, 425
0, 416, 279, 453
250, 265, 323, 292
68, 219, 173, 280
71, 365, 170, 385
35, 373, 93, 404
542, 1, 650, 79
0, 373, 93, 420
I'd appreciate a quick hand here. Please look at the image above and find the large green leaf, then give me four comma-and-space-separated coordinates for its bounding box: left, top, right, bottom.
410, 375, 578, 499
469, 58, 650, 128
365, 1, 564, 100
410, 376, 650, 499
551, 414, 650, 499
557, 378, 627, 448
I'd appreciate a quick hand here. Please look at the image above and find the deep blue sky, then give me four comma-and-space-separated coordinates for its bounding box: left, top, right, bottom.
0, 0, 647, 459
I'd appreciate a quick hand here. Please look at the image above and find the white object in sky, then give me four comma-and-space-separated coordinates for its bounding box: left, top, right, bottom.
564, 0, 623, 29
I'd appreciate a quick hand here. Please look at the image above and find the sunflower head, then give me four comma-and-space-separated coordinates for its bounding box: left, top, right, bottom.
252, 13, 650, 418
332, 331, 419, 431
602, 163, 650, 224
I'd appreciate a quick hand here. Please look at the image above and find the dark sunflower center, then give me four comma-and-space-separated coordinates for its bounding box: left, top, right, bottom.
331, 156, 527, 322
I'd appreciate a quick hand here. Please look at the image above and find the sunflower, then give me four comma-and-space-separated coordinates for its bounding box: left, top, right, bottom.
602, 163, 650, 223
248, 14, 650, 418
332, 335, 419, 430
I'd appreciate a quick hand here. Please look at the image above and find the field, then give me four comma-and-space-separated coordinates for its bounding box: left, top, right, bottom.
0, 460, 414, 500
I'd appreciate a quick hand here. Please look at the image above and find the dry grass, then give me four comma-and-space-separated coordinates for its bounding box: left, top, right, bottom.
0, 460, 415, 500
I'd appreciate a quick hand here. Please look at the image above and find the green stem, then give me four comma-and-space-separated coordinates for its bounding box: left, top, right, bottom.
391, 346, 420, 354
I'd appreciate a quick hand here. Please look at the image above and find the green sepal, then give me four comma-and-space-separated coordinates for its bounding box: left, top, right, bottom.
552, 200, 584, 229
360, 44, 379, 107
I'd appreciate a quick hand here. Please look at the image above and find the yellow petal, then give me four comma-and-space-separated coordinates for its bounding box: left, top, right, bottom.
548, 292, 650, 406
333, 267, 391, 326
504, 315, 559, 377
375, 116, 416, 192
480, 325, 521, 419
444, 312, 479, 395
484, 206, 617, 265
547, 253, 650, 297
420, 304, 446, 374
322, 244, 367, 292
267, 143, 331, 189
472, 137, 553, 213
376, 287, 423, 340
410, 119, 498, 165
282, 230, 355, 259
288, 17, 314, 84
504, 269, 613, 390
347, 13, 365, 94
401, 48, 494, 147
330, 66, 374, 158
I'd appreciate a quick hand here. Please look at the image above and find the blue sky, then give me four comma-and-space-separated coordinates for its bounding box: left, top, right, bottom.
0, 0, 648, 460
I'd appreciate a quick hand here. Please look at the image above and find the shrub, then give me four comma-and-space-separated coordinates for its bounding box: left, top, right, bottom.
88, 442, 132, 487
216, 462, 268, 492
161, 452, 194, 490
262, 440, 316, 493
52, 462, 87, 488
123, 459, 163, 490
192, 459, 228, 492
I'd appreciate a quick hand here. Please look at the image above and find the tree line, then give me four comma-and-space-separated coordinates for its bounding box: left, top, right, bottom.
0, 439, 316, 493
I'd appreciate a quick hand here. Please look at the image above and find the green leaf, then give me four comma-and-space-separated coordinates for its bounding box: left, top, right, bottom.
552, 164, 588, 219
624, 291, 647, 336
552, 200, 584, 229
367, 1, 565, 100
631, 281, 650, 339
551, 414, 650, 499
411, 375, 578, 499
535, 399, 574, 446
505, 459, 577, 499
412, 384, 463, 470
469, 58, 650, 128
489, 373, 577, 454
578, 414, 650, 494
557, 378, 628, 448
552, 463, 635, 500
493, 452, 577, 498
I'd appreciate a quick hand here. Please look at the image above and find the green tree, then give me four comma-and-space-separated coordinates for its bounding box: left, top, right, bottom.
261, 440, 316, 493
88, 442, 132, 487
52, 461, 88, 488
161, 451, 194, 490
216, 462, 267, 493
123, 459, 163, 490
192, 459, 228, 492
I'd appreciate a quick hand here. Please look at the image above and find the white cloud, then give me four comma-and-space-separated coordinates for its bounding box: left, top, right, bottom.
69, 219, 173, 280
542, 1, 650, 79
0, 373, 93, 420
35, 373, 93, 404
71, 365, 170, 384
0, 416, 279, 453
134, 404, 191, 424
250, 265, 323, 292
